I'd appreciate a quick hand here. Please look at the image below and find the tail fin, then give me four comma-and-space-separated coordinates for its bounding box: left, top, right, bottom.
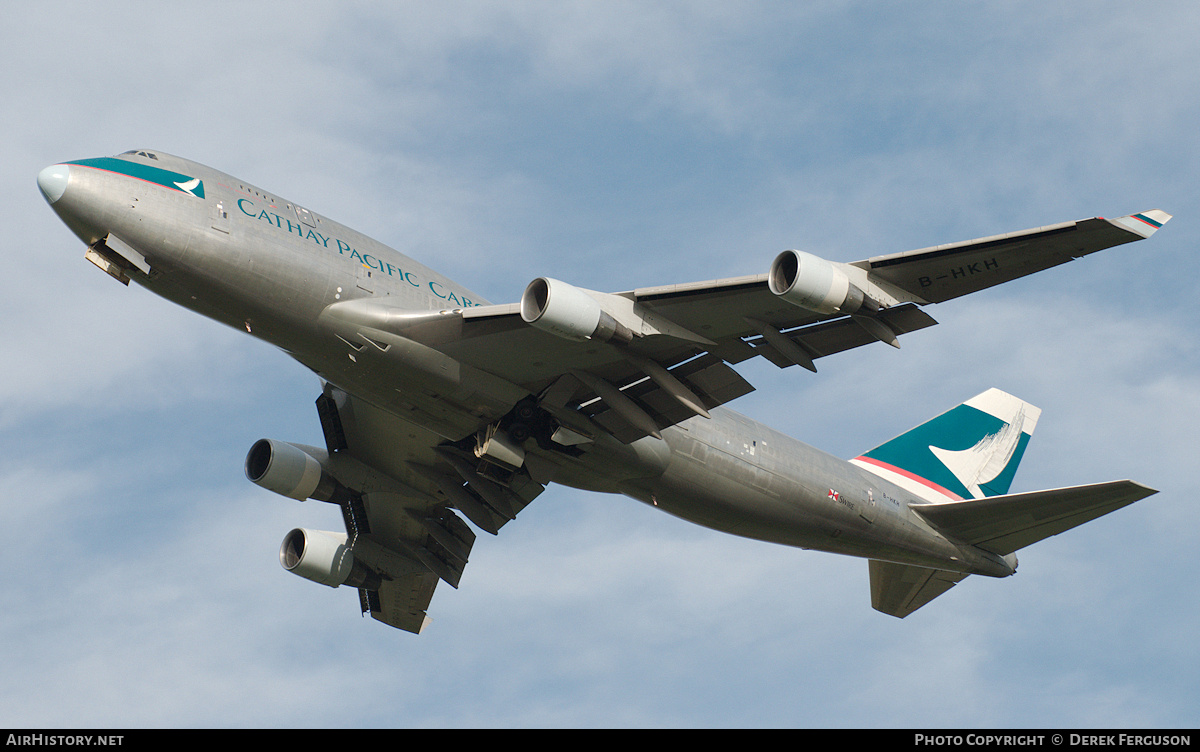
851, 388, 1041, 503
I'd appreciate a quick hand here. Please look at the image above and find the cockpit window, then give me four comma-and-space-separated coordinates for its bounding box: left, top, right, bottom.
120, 150, 158, 160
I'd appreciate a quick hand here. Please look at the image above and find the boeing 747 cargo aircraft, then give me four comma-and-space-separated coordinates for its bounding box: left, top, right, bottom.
37, 150, 1168, 633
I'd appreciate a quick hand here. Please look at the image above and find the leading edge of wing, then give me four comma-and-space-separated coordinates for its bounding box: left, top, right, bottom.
857, 210, 1171, 304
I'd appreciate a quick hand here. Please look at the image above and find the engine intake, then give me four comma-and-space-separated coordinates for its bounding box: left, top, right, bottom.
279, 528, 380, 589
520, 277, 633, 343
768, 250, 873, 315
245, 438, 347, 502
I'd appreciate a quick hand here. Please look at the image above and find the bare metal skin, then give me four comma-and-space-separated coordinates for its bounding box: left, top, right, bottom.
38, 151, 1163, 631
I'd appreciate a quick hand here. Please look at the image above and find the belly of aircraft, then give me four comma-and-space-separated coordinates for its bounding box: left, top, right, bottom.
631, 417, 979, 572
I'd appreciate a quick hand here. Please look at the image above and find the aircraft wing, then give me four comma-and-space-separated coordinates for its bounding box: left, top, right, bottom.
298, 211, 1166, 630
311, 384, 542, 633
319, 210, 1166, 448
855, 210, 1171, 304
457, 291, 938, 444
322, 284, 937, 446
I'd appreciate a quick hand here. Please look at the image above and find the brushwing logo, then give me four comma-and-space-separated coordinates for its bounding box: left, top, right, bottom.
851, 389, 1040, 503
928, 405, 1027, 499
174, 177, 202, 196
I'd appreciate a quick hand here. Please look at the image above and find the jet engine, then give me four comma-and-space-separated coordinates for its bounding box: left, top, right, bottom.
279, 528, 380, 589
768, 250, 876, 315
520, 277, 634, 343
244, 438, 347, 502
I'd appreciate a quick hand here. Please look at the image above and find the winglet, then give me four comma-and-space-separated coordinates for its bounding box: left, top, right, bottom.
1109, 210, 1172, 239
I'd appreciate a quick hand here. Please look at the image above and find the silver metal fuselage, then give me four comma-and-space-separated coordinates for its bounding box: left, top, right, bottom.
43, 152, 1012, 579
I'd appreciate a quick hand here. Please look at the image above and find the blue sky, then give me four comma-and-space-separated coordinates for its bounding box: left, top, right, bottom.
3, 2, 1198, 728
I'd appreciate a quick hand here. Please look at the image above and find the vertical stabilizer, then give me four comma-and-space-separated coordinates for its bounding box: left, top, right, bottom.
851, 388, 1041, 503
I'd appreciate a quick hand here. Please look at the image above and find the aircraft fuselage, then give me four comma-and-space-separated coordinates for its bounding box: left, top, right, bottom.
40, 151, 1014, 584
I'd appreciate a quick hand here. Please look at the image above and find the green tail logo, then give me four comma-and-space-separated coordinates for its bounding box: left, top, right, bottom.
851, 388, 1040, 502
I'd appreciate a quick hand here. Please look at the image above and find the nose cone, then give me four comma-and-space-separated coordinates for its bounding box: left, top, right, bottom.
37, 163, 70, 204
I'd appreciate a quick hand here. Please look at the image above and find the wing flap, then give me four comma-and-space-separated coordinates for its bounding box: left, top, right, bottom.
869, 560, 968, 618
450, 301, 931, 444
584, 353, 755, 443
911, 480, 1157, 556
748, 303, 937, 367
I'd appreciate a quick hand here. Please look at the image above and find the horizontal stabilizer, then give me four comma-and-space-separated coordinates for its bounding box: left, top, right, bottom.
911, 480, 1157, 556
869, 560, 968, 618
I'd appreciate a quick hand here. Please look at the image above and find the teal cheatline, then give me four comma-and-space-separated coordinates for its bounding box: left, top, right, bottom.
68, 156, 205, 198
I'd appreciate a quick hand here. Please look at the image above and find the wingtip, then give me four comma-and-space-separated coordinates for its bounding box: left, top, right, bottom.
1124, 480, 1159, 499
1110, 209, 1171, 238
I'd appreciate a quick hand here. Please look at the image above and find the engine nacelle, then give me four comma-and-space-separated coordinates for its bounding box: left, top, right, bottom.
279, 528, 379, 589
520, 277, 633, 343
245, 438, 346, 502
768, 250, 871, 315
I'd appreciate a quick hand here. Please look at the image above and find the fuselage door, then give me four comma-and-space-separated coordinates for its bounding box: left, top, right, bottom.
356, 265, 375, 294
860, 489, 878, 523
210, 199, 230, 234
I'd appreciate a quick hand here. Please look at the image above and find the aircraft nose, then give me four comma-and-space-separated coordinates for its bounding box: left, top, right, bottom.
37, 163, 70, 204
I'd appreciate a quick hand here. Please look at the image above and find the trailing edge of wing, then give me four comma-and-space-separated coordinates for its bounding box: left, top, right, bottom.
910, 480, 1157, 556
869, 560, 968, 618
746, 303, 936, 369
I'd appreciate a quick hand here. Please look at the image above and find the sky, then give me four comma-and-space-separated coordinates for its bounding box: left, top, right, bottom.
3, 1, 1198, 729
